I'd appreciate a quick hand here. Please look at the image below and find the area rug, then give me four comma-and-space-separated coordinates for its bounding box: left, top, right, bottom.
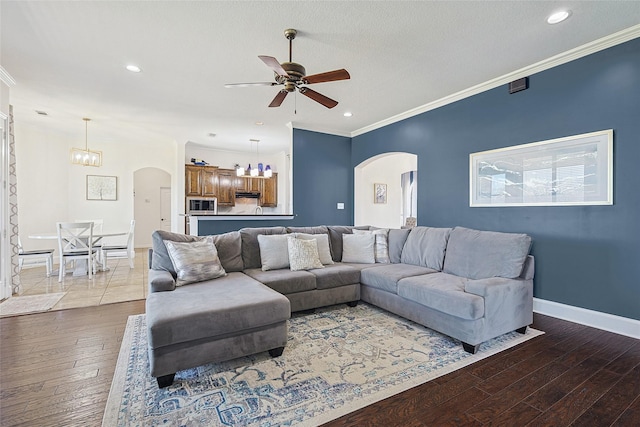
0, 292, 66, 317
104, 303, 543, 426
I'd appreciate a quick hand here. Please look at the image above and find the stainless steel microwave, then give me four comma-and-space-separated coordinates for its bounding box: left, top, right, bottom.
186, 197, 217, 215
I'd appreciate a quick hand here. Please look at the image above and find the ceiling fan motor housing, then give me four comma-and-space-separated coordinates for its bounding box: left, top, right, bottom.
277, 62, 306, 83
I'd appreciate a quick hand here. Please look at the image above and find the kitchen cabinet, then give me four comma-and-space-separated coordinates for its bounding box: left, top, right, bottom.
260, 173, 278, 207
236, 176, 261, 193
216, 169, 236, 206
185, 165, 218, 197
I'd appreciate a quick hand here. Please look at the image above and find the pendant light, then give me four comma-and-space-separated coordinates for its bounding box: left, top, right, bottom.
70, 118, 102, 167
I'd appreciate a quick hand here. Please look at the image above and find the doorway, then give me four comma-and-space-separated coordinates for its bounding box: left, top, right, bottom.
133, 168, 171, 248
354, 152, 418, 228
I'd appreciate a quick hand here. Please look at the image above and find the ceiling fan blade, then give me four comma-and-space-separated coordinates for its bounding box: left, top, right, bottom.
303, 69, 350, 84
298, 87, 338, 109
258, 55, 289, 77
269, 90, 289, 107
224, 82, 279, 88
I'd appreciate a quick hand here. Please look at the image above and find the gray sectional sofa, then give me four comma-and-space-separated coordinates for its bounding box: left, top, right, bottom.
146, 224, 533, 387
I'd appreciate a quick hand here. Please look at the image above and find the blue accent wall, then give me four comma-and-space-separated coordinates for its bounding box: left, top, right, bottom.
353, 38, 640, 320
197, 129, 353, 235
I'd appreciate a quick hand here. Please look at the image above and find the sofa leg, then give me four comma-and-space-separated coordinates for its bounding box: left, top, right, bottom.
347, 300, 359, 307
462, 342, 479, 354
156, 373, 175, 388
269, 347, 285, 358
516, 326, 528, 334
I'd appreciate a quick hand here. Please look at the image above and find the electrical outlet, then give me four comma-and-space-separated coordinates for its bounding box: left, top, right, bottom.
337, 203, 344, 210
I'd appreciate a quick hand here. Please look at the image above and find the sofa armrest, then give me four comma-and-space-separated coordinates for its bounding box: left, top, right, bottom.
149, 269, 176, 293
520, 255, 535, 280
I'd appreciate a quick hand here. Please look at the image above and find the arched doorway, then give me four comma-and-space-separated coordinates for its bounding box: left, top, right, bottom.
134, 168, 171, 248
354, 152, 417, 228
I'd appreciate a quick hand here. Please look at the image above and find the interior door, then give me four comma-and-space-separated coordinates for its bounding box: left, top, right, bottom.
160, 187, 172, 232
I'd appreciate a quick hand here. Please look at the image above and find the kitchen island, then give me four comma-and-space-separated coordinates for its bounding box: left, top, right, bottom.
185, 214, 295, 236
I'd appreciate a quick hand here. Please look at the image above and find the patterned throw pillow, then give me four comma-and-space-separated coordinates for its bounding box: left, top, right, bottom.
354, 228, 390, 263
291, 233, 334, 265
164, 236, 227, 286
287, 236, 324, 271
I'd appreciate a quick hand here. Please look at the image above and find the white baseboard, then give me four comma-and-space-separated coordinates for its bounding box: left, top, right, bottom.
533, 298, 640, 339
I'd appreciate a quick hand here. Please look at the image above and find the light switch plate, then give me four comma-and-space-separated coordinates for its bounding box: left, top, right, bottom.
337, 203, 344, 210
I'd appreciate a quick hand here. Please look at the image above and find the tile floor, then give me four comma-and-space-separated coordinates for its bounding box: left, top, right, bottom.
16, 248, 149, 311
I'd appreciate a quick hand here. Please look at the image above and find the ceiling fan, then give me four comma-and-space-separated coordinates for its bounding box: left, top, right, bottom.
224, 29, 350, 109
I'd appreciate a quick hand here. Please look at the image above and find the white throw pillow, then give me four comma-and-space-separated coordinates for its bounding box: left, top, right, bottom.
164, 236, 227, 286
291, 233, 334, 265
354, 228, 390, 263
257, 234, 290, 271
341, 233, 376, 264
287, 236, 324, 271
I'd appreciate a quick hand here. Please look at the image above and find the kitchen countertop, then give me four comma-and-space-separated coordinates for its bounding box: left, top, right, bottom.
183, 214, 295, 220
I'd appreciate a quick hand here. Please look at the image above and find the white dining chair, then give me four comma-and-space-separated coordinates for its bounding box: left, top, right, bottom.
56, 222, 99, 282
18, 237, 55, 277
100, 220, 135, 269
74, 219, 103, 234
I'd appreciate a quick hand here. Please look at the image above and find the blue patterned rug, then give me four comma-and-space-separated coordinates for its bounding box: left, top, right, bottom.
103, 303, 543, 426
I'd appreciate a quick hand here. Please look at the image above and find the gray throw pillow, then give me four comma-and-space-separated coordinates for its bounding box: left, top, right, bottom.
287, 236, 324, 271
164, 236, 227, 286
151, 230, 202, 278
341, 233, 376, 264
401, 226, 451, 271
257, 234, 290, 271
354, 228, 390, 263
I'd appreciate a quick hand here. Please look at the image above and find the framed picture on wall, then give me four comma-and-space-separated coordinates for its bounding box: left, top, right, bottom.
86, 175, 117, 201
374, 183, 387, 204
470, 129, 613, 207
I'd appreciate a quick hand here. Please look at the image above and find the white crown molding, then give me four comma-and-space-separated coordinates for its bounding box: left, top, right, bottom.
0, 66, 17, 87
352, 24, 640, 138
533, 298, 640, 339
292, 122, 351, 138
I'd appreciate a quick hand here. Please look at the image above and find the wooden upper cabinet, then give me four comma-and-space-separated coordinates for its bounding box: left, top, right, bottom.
260, 173, 278, 207
185, 164, 218, 197
216, 169, 236, 206
185, 165, 203, 196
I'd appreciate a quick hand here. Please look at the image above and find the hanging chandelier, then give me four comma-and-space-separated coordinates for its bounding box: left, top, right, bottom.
236, 139, 272, 178
70, 118, 102, 167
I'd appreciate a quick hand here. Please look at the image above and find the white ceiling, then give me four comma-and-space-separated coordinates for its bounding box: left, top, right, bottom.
2, 1, 640, 155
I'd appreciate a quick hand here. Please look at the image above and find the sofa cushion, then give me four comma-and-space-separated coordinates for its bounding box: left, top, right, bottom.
244, 268, 317, 294
327, 225, 370, 262
287, 236, 324, 271
388, 228, 411, 263
211, 231, 244, 272
354, 228, 390, 263
291, 233, 334, 265
360, 263, 437, 294
240, 226, 288, 269
401, 226, 452, 271
307, 264, 360, 290
398, 273, 485, 320
443, 227, 532, 279
146, 272, 290, 349
341, 233, 376, 264
257, 234, 290, 271
164, 237, 227, 286
286, 225, 329, 235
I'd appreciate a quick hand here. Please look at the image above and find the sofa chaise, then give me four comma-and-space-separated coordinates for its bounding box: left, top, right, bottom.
146, 224, 533, 387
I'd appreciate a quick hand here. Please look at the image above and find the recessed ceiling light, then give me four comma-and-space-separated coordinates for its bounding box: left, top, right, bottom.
255, 121, 264, 126
547, 10, 571, 24
343, 112, 353, 117
126, 64, 142, 73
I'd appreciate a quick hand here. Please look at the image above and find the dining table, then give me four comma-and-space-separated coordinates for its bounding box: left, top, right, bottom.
28, 231, 128, 277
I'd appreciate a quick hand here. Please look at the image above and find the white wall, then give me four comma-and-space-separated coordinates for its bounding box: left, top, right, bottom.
185, 144, 290, 214
134, 168, 171, 248
15, 123, 177, 252
354, 152, 418, 228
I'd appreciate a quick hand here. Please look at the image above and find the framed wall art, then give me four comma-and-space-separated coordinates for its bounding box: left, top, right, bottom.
374, 183, 387, 204
470, 129, 613, 207
86, 175, 117, 201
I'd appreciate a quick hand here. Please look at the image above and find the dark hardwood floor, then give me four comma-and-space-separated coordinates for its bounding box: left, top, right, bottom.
1, 302, 638, 426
